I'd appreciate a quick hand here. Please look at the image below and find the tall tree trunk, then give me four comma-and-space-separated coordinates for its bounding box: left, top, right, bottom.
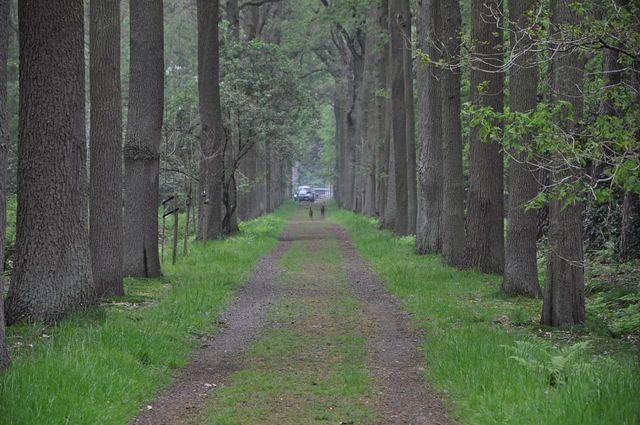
346, 52, 363, 212
618, 59, 639, 261
241, 4, 260, 219
265, 140, 272, 213
403, 0, 417, 233
237, 125, 257, 221
502, 0, 541, 297
226, 0, 240, 39
598, 49, 623, 118
6, 0, 94, 323
465, 0, 505, 274
0, 275, 7, 368
248, 144, 259, 219
416, 0, 443, 253
358, 59, 369, 214
620, 191, 640, 261
337, 85, 351, 209
541, 0, 586, 326
198, 0, 224, 240
440, 0, 465, 266
361, 17, 379, 216
389, 0, 409, 235
256, 139, 267, 215
244, 4, 260, 40
90, 0, 124, 298
376, 0, 390, 221
383, 123, 397, 228
123, 0, 163, 277
183, 180, 192, 255
0, 0, 10, 369
222, 114, 239, 234
353, 76, 363, 214
334, 94, 344, 207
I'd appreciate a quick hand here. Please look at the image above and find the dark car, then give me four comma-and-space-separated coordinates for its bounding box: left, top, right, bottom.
297, 189, 315, 202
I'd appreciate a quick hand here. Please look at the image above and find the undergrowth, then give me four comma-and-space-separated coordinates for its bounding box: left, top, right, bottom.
585, 259, 640, 338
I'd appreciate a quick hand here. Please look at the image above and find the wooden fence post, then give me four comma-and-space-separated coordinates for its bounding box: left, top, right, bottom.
161, 214, 165, 263
172, 208, 180, 265
184, 182, 192, 256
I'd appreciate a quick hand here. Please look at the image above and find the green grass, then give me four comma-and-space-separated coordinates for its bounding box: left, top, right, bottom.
328, 206, 640, 425
0, 203, 295, 425
204, 330, 373, 425
200, 235, 375, 424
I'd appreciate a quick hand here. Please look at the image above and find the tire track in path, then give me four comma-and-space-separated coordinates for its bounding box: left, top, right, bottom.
133, 206, 453, 424
131, 240, 290, 425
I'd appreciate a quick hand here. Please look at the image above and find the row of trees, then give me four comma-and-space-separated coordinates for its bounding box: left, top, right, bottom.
330, 0, 639, 326
0, 0, 316, 370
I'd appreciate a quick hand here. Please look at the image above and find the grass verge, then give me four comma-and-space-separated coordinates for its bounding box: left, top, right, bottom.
328, 206, 640, 425
0, 203, 294, 425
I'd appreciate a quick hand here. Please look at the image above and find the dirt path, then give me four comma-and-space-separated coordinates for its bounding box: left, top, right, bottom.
132, 242, 290, 425
132, 206, 452, 425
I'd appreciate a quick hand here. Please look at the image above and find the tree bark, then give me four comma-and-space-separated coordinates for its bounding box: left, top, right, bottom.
618, 59, 639, 261
620, 191, 640, 261
90, 0, 124, 298
465, 0, 505, 274
336, 85, 351, 209
243, 4, 260, 40
383, 119, 397, 229
237, 124, 257, 221
346, 50, 364, 212
0, 277, 8, 369
402, 0, 417, 234
389, 0, 409, 235
265, 139, 272, 212
541, 0, 586, 326
223, 47, 239, 231
198, 0, 224, 240
6, 0, 94, 323
123, 0, 163, 277
416, 0, 443, 253
440, 0, 465, 266
0, 0, 10, 369
334, 93, 344, 207
358, 47, 369, 214
256, 139, 267, 215
361, 17, 379, 216
222, 112, 239, 234
366, 0, 389, 217
598, 49, 623, 118
502, 0, 541, 297
239, 4, 259, 219
226, 0, 240, 39
184, 181, 192, 255
376, 0, 391, 222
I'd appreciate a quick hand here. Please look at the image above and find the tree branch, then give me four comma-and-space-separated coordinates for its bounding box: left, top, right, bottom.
239, 0, 281, 11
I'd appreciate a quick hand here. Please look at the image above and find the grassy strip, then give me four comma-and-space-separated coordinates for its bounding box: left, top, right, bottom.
0, 203, 294, 425
328, 207, 640, 425
201, 235, 375, 424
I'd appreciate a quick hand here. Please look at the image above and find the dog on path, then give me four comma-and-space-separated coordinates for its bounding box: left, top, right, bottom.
320, 204, 325, 219
308, 207, 313, 220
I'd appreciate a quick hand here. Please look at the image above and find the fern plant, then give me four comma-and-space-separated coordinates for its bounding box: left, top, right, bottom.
503, 340, 592, 386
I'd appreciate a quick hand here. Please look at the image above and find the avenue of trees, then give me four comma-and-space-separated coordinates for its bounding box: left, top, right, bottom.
0, 0, 318, 370
327, 0, 639, 327
0, 0, 638, 371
